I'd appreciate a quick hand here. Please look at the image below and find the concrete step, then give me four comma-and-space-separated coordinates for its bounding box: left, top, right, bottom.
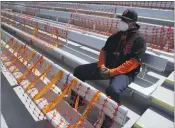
134, 107, 173, 128
165, 71, 174, 88
150, 81, 174, 116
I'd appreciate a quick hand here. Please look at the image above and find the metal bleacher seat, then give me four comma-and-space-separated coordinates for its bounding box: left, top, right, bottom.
128, 52, 168, 98
137, 52, 168, 80
142, 53, 168, 73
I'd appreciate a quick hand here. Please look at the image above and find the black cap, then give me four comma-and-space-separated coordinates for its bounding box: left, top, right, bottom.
118, 9, 138, 22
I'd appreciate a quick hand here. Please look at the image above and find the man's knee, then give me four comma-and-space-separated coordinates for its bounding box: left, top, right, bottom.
109, 75, 131, 94
73, 65, 86, 81
73, 65, 82, 77
106, 83, 124, 95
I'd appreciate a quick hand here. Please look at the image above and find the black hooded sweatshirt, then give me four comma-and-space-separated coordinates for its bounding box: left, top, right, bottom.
101, 24, 146, 77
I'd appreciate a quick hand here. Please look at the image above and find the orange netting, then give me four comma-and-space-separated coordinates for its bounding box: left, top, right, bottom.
1, 37, 124, 128
1, 11, 174, 53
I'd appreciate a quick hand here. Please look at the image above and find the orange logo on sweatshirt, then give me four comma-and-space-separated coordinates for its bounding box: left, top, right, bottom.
123, 42, 133, 55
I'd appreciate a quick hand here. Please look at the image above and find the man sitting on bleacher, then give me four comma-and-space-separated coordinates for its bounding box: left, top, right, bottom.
70, 9, 146, 127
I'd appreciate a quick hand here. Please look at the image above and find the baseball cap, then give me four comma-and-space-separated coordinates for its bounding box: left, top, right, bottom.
118, 9, 138, 22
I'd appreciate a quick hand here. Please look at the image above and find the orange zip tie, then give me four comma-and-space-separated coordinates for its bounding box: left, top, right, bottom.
11, 50, 36, 73
17, 56, 43, 83
41, 78, 78, 115
4, 45, 23, 62
32, 69, 64, 101
68, 91, 102, 128
2, 37, 14, 49
53, 27, 60, 48
24, 64, 52, 92
3, 42, 20, 62
7, 47, 27, 69
50, 33, 54, 37
33, 27, 38, 36
33, 56, 42, 73
54, 27, 59, 42
12, 45, 23, 55
41, 73, 47, 81
74, 95, 80, 110
32, 65, 37, 73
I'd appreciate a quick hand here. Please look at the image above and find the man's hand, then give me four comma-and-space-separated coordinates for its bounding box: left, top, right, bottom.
99, 65, 110, 79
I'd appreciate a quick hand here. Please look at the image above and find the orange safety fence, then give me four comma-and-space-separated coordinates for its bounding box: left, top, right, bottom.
1, 11, 174, 53
17, 56, 44, 83
3, 44, 23, 62
1, 37, 14, 49
72, 1, 174, 10
24, 63, 53, 92
11, 49, 36, 73
1, 36, 125, 128
68, 91, 102, 128
2, 39, 17, 56
23, 2, 117, 19
1, 14, 64, 49
13, 2, 174, 13
7, 45, 27, 69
